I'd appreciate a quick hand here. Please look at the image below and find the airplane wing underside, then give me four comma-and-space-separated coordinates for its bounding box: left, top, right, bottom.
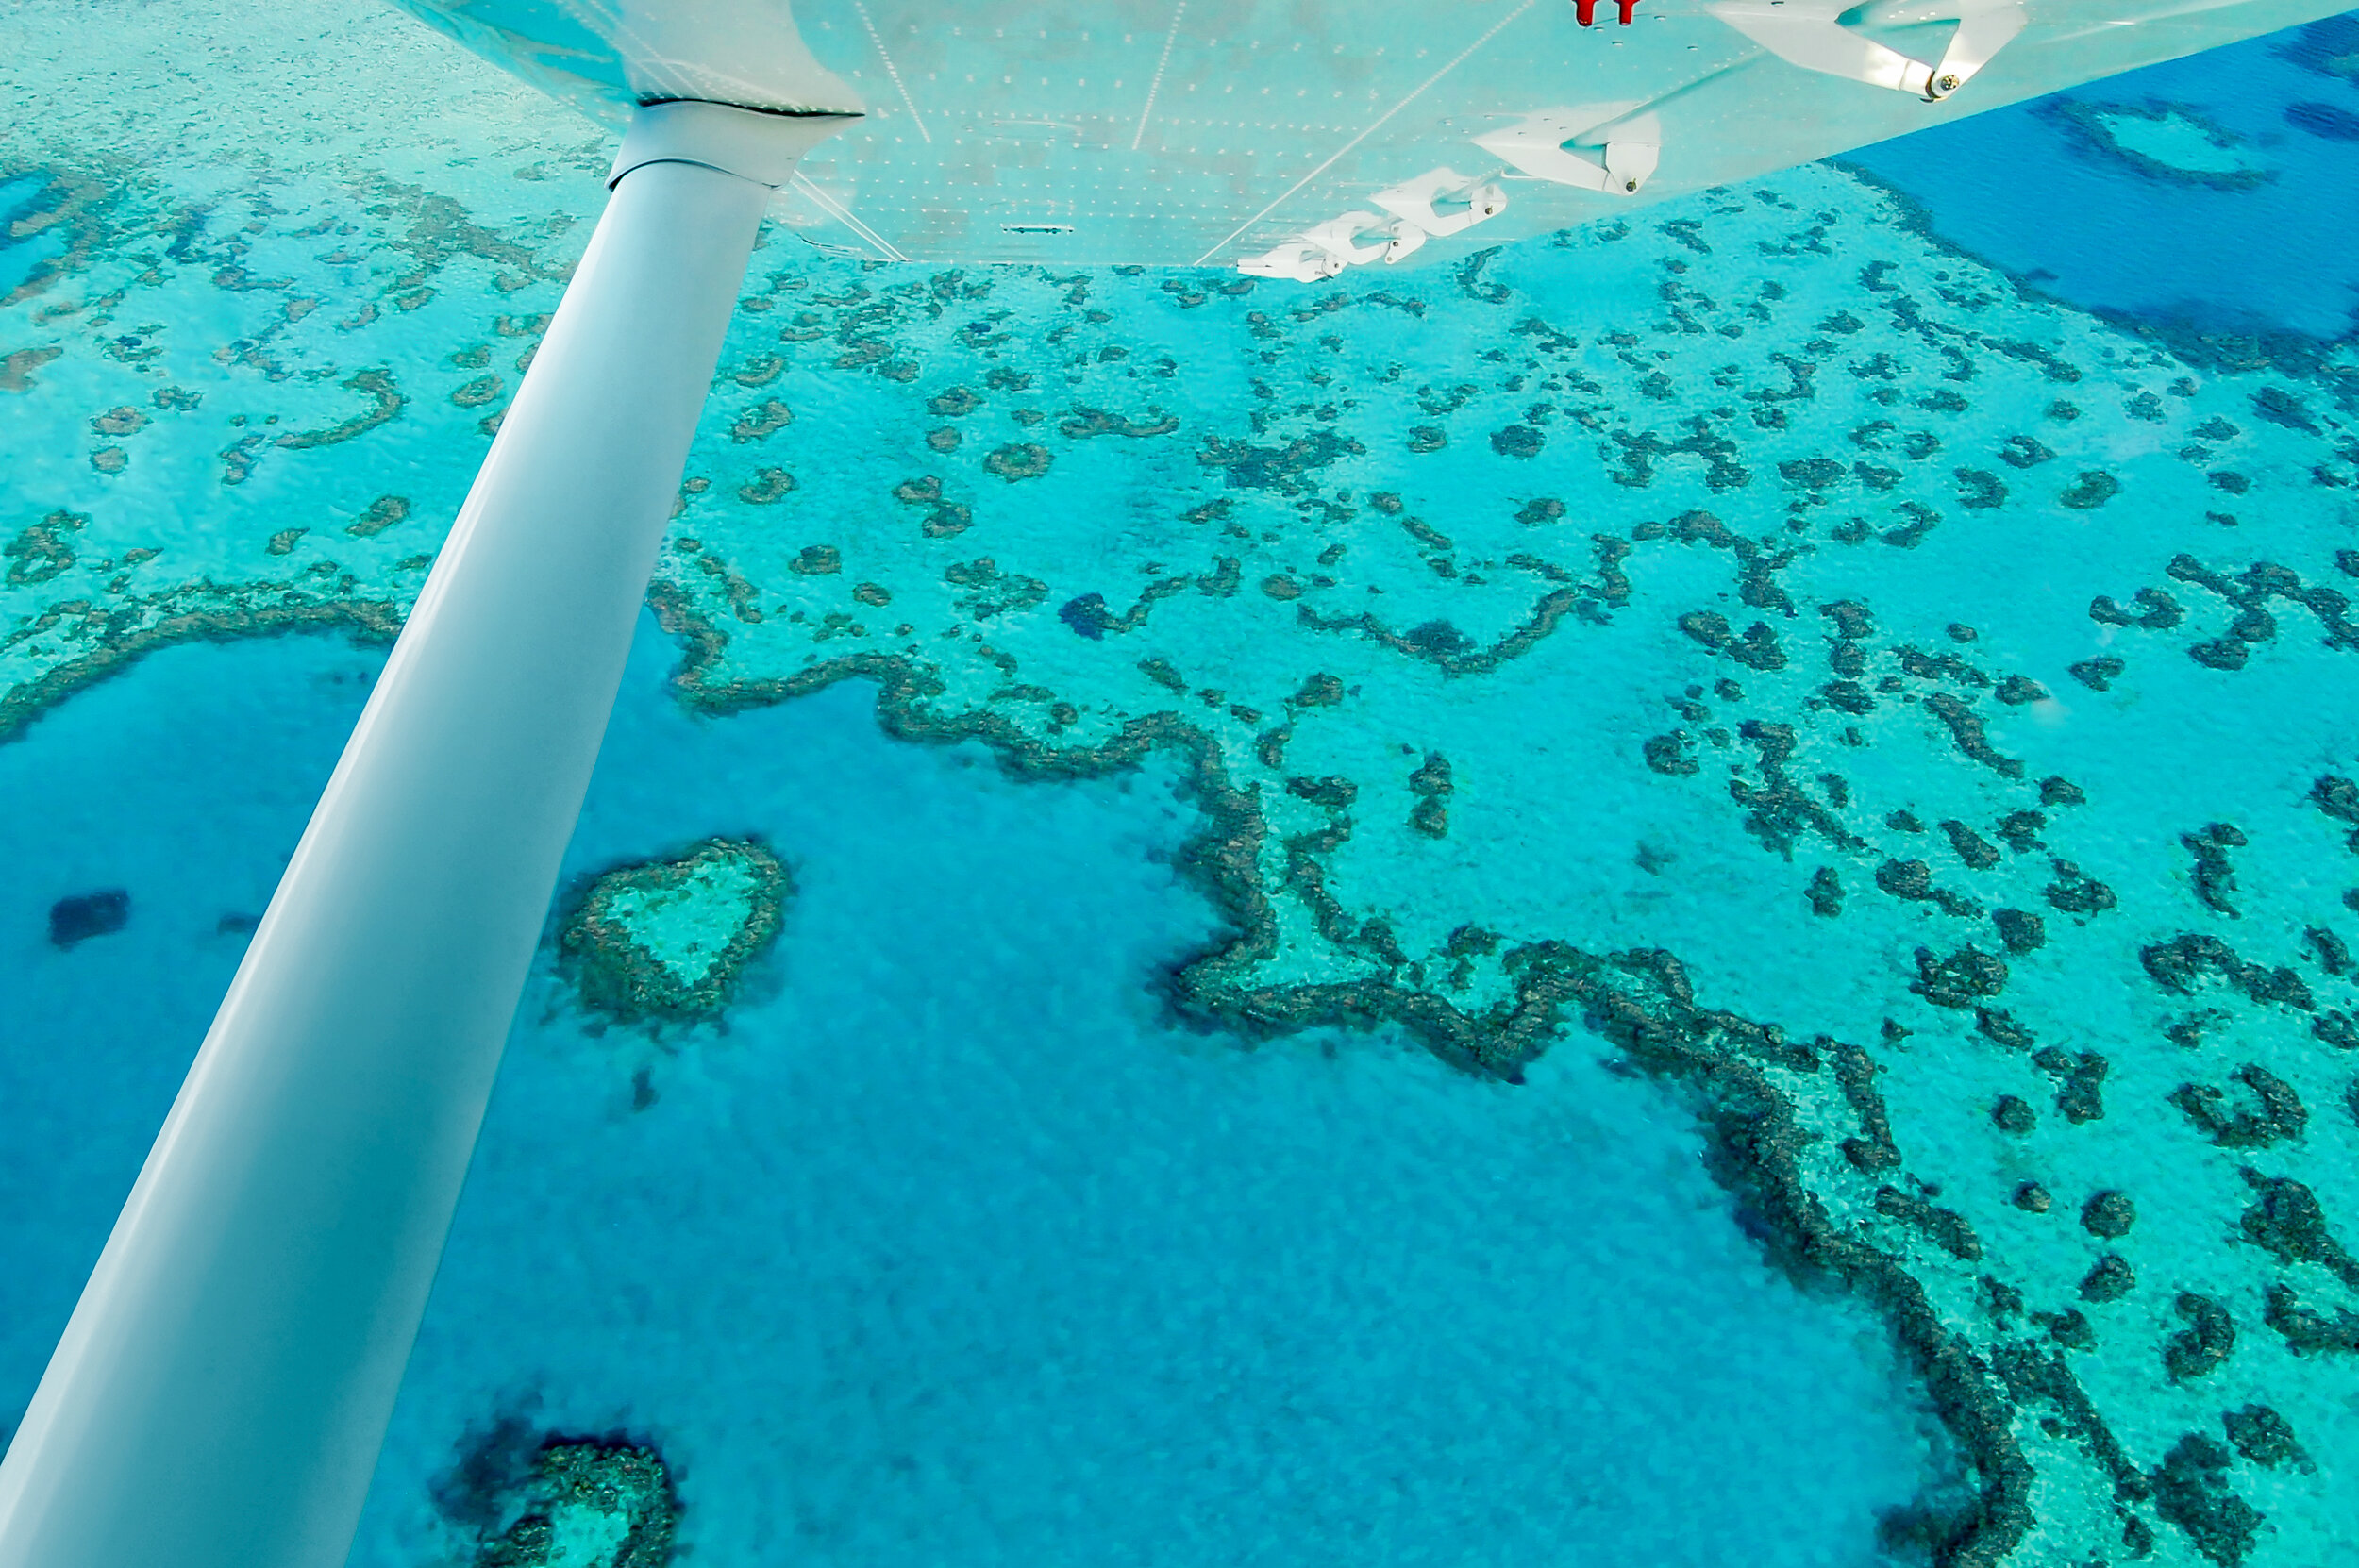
392, 0, 2345, 269
387, 0, 2340, 267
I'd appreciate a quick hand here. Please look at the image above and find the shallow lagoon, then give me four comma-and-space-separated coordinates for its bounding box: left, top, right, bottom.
2, 624, 1942, 1565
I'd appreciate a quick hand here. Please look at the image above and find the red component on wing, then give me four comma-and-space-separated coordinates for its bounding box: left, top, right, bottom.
1575, 0, 1598, 23
1618, 0, 1639, 20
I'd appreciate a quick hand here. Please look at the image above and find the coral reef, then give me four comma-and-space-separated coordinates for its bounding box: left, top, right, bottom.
556, 839, 789, 1026
7, 42, 2359, 1563
469, 1435, 679, 1568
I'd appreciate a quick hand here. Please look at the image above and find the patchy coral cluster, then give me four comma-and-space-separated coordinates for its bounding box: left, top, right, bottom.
557, 839, 789, 1026
634, 191, 2359, 1566
471, 1438, 679, 1568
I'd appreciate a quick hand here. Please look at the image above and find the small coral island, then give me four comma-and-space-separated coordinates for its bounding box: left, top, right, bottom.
472, 1439, 678, 1568
556, 838, 790, 1026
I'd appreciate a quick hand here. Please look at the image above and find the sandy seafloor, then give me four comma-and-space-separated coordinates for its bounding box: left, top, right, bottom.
3, 2, 2359, 1566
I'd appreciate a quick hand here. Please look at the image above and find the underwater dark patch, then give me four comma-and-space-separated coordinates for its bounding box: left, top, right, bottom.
2284, 101, 2359, 142
47, 889, 128, 949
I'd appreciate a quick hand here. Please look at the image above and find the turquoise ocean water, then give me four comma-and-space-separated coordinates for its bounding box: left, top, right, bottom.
3, 624, 1943, 1565
4, 5, 2358, 1566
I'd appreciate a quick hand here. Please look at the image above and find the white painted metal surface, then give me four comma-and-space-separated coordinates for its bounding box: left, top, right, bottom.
0, 104, 848, 1568
396, 0, 2351, 268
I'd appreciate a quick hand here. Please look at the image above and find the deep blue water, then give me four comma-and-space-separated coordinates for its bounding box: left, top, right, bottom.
0, 622, 1942, 1565
1847, 11, 2359, 340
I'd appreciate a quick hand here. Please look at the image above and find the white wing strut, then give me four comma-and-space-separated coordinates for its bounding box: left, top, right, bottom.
0, 100, 852, 1568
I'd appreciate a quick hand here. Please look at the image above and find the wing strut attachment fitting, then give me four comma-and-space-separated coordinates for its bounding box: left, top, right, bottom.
1238, 170, 1505, 279
1474, 106, 1661, 195
1573, 0, 1643, 25
1708, 0, 2027, 100
1370, 167, 1509, 258
1238, 241, 1347, 283
1300, 211, 1400, 267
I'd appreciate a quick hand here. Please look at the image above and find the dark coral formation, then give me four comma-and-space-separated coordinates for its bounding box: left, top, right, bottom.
2163, 1293, 2236, 1382
2182, 822, 2248, 917
1407, 752, 1454, 840
2082, 1190, 2137, 1240
0, 594, 407, 749
2236, 1170, 2359, 1289
2080, 1254, 2135, 1303
1912, 944, 2008, 1009
1876, 1184, 1983, 1259
47, 888, 128, 950
2171, 1065, 2307, 1148
2143, 935, 2314, 1009
556, 838, 791, 1026
2046, 1050, 2109, 1124
2149, 1434, 2263, 1568
2041, 98, 2274, 193
2221, 1405, 2305, 1470
1991, 909, 2046, 955
2264, 1282, 2359, 1354
2044, 859, 2116, 916
469, 1436, 679, 1568
1833, 1039, 1900, 1171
